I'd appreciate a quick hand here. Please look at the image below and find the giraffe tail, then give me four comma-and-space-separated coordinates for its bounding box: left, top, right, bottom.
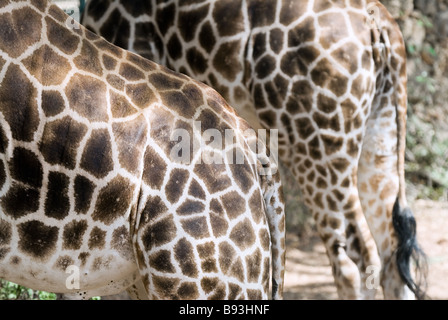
256, 147, 286, 300
372, 1, 428, 299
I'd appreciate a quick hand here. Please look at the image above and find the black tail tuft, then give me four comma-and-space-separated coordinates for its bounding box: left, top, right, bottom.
392, 199, 428, 299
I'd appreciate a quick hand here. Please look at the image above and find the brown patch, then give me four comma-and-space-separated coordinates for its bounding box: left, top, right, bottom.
107, 74, 125, 91
165, 169, 190, 204
280, 0, 308, 25
176, 199, 205, 216
93, 37, 123, 58
331, 158, 350, 172
160, 90, 198, 119
44, 171, 70, 220
152, 275, 180, 300
80, 129, 114, 178
0, 8, 42, 58
269, 28, 284, 54
313, 192, 324, 209
288, 16, 315, 46
188, 179, 206, 200
149, 72, 184, 91
141, 216, 177, 251
218, 242, 236, 274
194, 163, 232, 194
221, 191, 246, 220
321, 135, 344, 156
112, 115, 148, 174
92, 175, 135, 225
380, 181, 396, 200
126, 83, 154, 108
142, 145, 168, 190
74, 175, 95, 214
295, 117, 315, 140
246, 248, 262, 282
140, 195, 168, 224
181, 216, 210, 239
210, 199, 229, 237
174, 238, 199, 277
228, 283, 242, 300
350, 74, 366, 101
149, 250, 175, 273
229, 218, 256, 250
230, 257, 245, 283
119, 62, 145, 81
201, 277, 219, 294
46, 16, 80, 54
0, 219, 12, 246
62, 220, 88, 250
249, 191, 264, 224
9, 147, 42, 188
369, 173, 385, 192
75, 36, 103, 75
247, 289, 263, 300
178, 4, 209, 42
259, 228, 270, 252
1, 183, 40, 219
197, 242, 218, 273
22, 45, 70, 85
111, 226, 133, 260
92, 256, 113, 271
229, 162, 254, 194
307, 171, 315, 183
308, 136, 322, 160
39, 116, 87, 170
0, 64, 39, 142
213, 40, 242, 82
178, 282, 199, 299
66, 73, 109, 122
78, 252, 89, 266
186, 48, 208, 75
102, 54, 117, 70
213, 0, 243, 36
18, 220, 58, 260
54, 255, 74, 272
88, 226, 106, 250
110, 91, 137, 118
198, 21, 216, 53
311, 58, 348, 97
248, 0, 276, 27
41, 90, 65, 117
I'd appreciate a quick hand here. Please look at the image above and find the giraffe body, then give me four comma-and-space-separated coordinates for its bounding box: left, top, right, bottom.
0, 0, 285, 300
82, 0, 427, 299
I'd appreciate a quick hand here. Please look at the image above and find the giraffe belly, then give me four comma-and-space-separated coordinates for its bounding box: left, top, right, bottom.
0, 249, 139, 297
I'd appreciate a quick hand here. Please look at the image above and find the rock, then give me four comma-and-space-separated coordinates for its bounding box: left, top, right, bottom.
380, 0, 413, 19
436, 11, 448, 38
414, 0, 438, 17
401, 16, 426, 49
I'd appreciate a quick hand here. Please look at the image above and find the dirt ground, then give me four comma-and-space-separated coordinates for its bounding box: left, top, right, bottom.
283, 199, 448, 300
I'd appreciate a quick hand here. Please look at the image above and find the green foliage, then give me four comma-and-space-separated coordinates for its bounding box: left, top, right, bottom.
0, 279, 102, 300
406, 111, 448, 201
0, 279, 57, 300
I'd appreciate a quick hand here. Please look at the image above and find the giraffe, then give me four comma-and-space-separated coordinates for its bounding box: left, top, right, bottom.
82, 0, 428, 299
0, 0, 286, 300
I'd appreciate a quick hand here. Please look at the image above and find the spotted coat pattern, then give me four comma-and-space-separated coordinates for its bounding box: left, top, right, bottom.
82, 0, 425, 299
0, 0, 285, 300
